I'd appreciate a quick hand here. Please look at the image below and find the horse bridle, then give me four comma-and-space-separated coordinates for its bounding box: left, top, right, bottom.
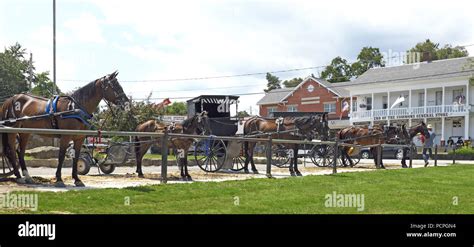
100, 76, 130, 111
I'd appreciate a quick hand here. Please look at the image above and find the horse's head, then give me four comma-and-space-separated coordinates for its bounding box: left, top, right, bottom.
101, 71, 130, 111
196, 111, 211, 135
416, 121, 431, 139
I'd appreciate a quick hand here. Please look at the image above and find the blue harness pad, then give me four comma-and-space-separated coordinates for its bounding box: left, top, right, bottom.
45, 96, 93, 128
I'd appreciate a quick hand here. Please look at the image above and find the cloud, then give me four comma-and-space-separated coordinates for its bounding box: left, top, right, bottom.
63, 12, 105, 44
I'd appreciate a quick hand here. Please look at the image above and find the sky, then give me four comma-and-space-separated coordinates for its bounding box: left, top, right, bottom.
1, 0, 473, 114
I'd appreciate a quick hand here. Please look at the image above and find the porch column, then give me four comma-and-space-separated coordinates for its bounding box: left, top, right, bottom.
387, 91, 391, 116
408, 118, 412, 127
371, 92, 374, 118
350, 93, 353, 118
408, 89, 412, 113
465, 116, 470, 140
466, 83, 469, 109
442, 86, 445, 112
424, 88, 427, 113
441, 117, 445, 145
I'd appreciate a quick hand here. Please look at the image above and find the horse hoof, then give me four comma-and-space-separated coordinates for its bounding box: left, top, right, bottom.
25, 177, 35, 184
186, 176, 193, 181
138, 174, 145, 178
180, 177, 188, 181
296, 172, 303, 176
252, 170, 259, 174
75, 181, 85, 187
290, 172, 296, 177
16, 178, 26, 184
244, 170, 250, 174
55, 181, 66, 188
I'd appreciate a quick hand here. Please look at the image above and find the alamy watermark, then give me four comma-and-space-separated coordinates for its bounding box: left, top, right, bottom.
325, 191, 365, 212
0, 192, 38, 211
381, 49, 421, 69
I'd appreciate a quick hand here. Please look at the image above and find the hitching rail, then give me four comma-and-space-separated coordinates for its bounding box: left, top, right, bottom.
0, 127, 417, 183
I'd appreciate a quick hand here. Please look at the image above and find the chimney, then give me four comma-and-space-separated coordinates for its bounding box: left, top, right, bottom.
422, 51, 432, 63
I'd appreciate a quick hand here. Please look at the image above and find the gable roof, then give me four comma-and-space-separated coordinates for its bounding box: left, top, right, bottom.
256, 76, 350, 106
349, 56, 474, 86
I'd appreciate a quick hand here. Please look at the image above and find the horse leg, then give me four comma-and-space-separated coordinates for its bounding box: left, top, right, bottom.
72, 138, 86, 187
294, 147, 302, 176
370, 147, 378, 168
289, 146, 296, 176
401, 148, 408, 168
184, 150, 192, 181
379, 146, 385, 169
250, 142, 258, 174
55, 137, 71, 187
243, 141, 250, 173
340, 147, 348, 167
135, 141, 150, 178
5, 134, 22, 182
17, 134, 34, 184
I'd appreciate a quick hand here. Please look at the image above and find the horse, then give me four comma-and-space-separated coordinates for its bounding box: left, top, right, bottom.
337, 124, 400, 168
134, 111, 211, 181
243, 114, 329, 176
388, 122, 431, 168
0, 71, 129, 187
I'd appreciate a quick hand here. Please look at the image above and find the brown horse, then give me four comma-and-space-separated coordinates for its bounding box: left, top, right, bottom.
243, 114, 329, 176
387, 122, 430, 168
0, 72, 129, 187
338, 125, 399, 168
134, 111, 211, 181
338, 122, 429, 168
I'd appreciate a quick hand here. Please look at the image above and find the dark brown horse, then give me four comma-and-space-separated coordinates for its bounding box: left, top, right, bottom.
387, 122, 430, 168
243, 114, 329, 176
134, 111, 211, 181
1, 72, 129, 187
338, 122, 429, 168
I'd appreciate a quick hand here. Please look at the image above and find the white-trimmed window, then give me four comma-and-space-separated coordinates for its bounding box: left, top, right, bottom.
324, 102, 336, 113
287, 105, 297, 112
352, 100, 357, 112
267, 107, 277, 117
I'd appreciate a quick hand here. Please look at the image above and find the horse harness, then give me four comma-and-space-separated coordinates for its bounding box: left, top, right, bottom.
45, 95, 93, 129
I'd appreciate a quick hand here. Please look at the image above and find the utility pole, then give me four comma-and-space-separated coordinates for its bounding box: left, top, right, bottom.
28, 53, 33, 91
53, 0, 57, 95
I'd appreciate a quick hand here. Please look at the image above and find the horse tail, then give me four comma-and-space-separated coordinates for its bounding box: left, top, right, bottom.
1, 98, 13, 160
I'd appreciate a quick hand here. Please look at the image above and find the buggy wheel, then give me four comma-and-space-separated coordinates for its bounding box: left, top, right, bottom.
0, 154, 15, 178
77, 154, 92, 175
271, 145, 290, 168
99, 163, 116, 174
231, 155, 246, 171
310, 145, 332, 167
194, 139, 227, 172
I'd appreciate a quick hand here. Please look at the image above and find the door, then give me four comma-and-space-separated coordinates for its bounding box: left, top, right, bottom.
452, 120, 463, 136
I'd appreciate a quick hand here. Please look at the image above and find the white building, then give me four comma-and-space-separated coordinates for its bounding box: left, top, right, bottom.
340, 57, 474, 146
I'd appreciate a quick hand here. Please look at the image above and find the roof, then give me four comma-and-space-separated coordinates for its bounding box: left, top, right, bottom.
348, 56, 474, 87
187, 95, 240, 104
256, 76, 349, 106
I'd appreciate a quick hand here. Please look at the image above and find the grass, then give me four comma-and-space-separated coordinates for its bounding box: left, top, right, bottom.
2, 165, 474, 214
448, 146, 474, 155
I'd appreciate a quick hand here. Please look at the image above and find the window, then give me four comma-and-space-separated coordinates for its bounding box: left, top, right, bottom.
382, 96, 388, 109
435, 91, 442, 105
352, 100, 357, 112
267, 107, 277, 117
366, 97, 372, 110
418, 92, 425, 107
287, 105, 297, 112
453, 89, 463, 104
324, 103, 336, 113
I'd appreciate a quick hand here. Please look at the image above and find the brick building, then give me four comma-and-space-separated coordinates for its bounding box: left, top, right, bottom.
257, 76, 352, 129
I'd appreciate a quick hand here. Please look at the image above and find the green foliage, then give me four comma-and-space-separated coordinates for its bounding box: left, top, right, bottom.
0, 43, 30, 102
237, 110, 250, 117
31, 72, 61, 98
406, 39, 468, 63
282, 77, 303, 87
264, 72, 282, 92
351, 47, 385, 78
165, 102, 187, 115
321, 56, 352, 82
448, 146, 474, 155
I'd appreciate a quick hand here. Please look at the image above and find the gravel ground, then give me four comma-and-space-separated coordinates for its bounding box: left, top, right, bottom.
0, 159, 464, 193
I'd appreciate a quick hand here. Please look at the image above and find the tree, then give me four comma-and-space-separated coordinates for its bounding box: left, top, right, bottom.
321, 56, 352, 82
406, 39, 468, 63
237, 111, 250, 117
31, 72, 61, 98
0, 43, 30, 103
264, 73, 281, 92
282, 77, 303, 87
351, 47, 385, 78
165, 102, 187, 115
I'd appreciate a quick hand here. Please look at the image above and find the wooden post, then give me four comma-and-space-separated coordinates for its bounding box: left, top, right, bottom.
452, 146, 456, 165
434, 145, 438, 167
409, 143, 414, 168
376, 144, 382, 169
332, 141, 338, 174
266, 135, 273, 178
161, 129, 169, 184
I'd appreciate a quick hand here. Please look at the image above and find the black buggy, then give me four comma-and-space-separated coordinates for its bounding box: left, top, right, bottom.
187, 95, 244, 172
